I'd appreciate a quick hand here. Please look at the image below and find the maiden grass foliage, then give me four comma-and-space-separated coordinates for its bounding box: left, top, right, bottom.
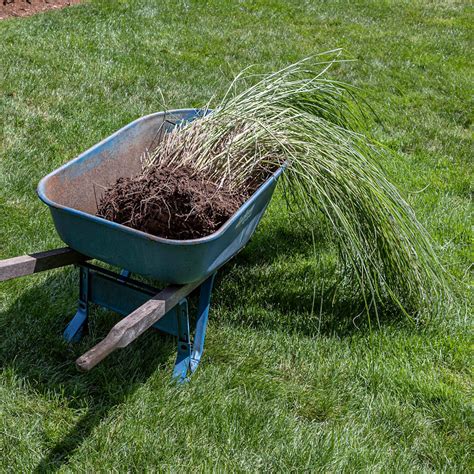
146, 53, 451, 320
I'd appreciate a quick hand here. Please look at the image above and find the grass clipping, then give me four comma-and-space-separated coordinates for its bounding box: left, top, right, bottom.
100, 54, 450, 320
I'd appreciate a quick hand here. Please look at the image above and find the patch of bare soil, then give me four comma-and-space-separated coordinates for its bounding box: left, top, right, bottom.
0, 0, 82, 20
96, 164, 256, 240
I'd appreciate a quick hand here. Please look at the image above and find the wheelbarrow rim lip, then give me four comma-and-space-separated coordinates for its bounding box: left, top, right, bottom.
37, 109, 285, 246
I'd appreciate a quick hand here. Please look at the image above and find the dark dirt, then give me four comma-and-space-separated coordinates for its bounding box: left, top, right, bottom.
97, 164, 255, 240
0, 0, 82, 20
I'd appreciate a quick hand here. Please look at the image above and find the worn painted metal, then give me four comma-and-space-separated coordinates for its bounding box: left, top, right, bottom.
37, 109, 284, 284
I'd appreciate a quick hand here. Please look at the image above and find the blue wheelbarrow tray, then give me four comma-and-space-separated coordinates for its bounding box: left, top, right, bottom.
37, 109, 284, 284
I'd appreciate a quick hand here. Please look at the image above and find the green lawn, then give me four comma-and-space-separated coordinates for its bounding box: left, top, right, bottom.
0, 0, 472, 471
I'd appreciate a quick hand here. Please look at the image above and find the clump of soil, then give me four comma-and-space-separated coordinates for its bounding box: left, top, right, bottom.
97, 164, 253, 240
0, 0, 82, 20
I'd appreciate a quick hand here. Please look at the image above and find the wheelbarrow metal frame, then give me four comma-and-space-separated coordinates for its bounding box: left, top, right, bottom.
0, 248, 215, 383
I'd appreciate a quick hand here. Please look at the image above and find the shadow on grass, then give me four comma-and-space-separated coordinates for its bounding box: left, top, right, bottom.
0, 272, 178, 472
1, 223, 406, 471
216, 221, 406, 338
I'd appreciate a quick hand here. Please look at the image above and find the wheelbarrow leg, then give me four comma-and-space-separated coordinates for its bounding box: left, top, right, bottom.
172, 299, 192, 383
190, 273, 216, 374
64, 266, 89, 342
172, 272, 216, 383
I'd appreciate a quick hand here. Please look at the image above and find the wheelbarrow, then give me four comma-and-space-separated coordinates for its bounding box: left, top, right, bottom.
0, 109, 284, 382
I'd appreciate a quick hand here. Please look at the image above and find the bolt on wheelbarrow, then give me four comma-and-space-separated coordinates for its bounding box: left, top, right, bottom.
0, 109, 284, 382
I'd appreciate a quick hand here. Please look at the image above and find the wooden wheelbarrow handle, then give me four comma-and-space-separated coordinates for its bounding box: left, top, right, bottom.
0, 247, 88, 282
76, 279, 204, 371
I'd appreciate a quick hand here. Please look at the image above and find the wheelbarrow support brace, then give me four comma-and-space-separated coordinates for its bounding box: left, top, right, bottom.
67, 262, 216, 383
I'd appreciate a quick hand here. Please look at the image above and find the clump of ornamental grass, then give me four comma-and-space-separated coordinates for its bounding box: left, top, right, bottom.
143, 51, 450, 320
